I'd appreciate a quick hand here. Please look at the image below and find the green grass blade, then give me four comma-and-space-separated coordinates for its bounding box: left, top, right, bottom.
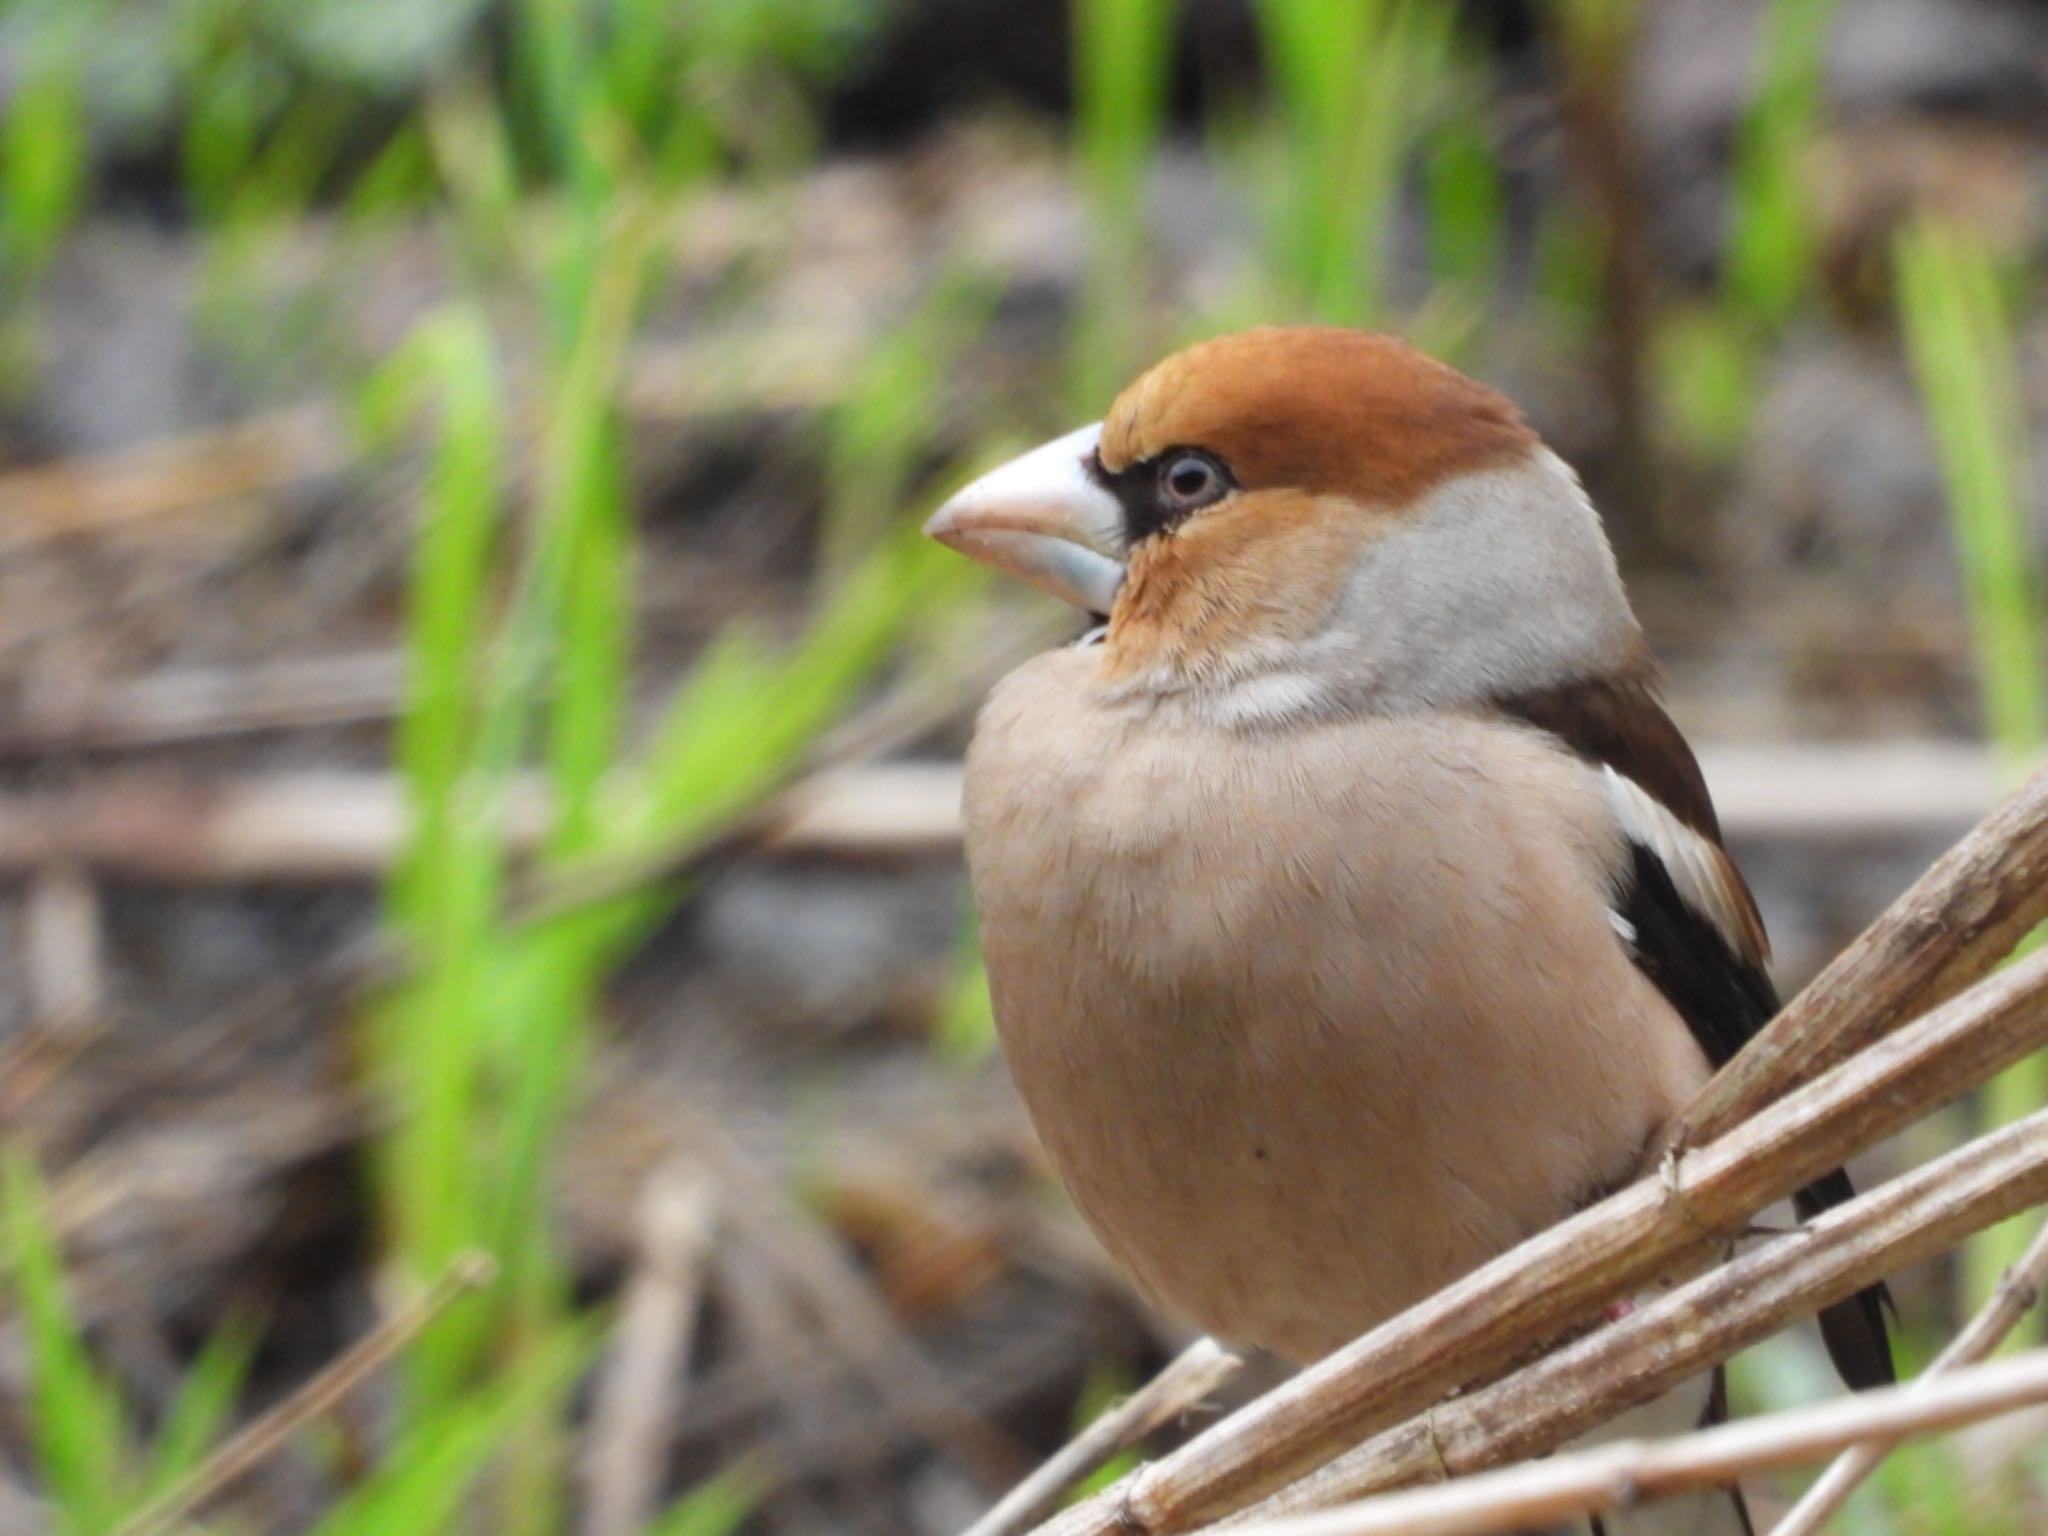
0, 5, 88, 286
1068, 0, 1174, 406
139, 1313, 261, 1499
537, 205, 657, 855
342, 120, 436, 224
363, 308, 507, 920
3, 1152, 133, 1535
509, 0, 599, 191
601, 0, 680, 142
359, 304, 517, 1417
630, 528, 962, 845
1067, 1360, 1141, 1501
1254, 0, 1453, 327
1423, 92, 1504, 301
933, 903, 997, 1065
821, 265, 1000, 575
495, 207, 663, 1535
638, 1466, 760, 1536
177, 30, 266, 227
302, 1320, 596, 1536
1256, 0, 1371, 320
546, 418, 632, 852
1724, 0, 1838, 329
1896, 224, 2044, 756
1896, 216, 2046, 1324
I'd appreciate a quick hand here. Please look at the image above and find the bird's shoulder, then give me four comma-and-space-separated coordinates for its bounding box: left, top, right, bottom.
1488, 671, 1768, 977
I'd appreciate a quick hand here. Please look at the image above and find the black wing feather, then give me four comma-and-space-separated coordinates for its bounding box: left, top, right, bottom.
1618, 843, 1895, 1392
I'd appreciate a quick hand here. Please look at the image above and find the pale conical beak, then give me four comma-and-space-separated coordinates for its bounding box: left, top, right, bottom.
923, 423, 1126, 614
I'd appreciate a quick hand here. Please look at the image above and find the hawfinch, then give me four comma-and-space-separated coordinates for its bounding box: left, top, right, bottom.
927, 328, 1891, 1534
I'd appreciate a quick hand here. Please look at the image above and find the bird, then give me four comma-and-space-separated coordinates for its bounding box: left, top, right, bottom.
924, 326, 1891, 1535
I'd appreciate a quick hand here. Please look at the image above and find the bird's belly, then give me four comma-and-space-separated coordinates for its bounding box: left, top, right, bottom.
988, 939, 1611, 1363
963, 661, 1710, 1362
1019, 998, 1536, 1363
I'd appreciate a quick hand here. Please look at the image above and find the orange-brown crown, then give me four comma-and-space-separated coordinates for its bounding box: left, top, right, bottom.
1099, 327, 1536, 509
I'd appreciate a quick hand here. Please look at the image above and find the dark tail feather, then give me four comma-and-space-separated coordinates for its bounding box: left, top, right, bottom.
1795, 1169, 1896, 1390
1705, 1366, 1756, 1536
1584, 1368, 1753, 1535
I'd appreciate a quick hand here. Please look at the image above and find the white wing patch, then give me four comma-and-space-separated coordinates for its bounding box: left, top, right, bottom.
1601, 765, 1769, 966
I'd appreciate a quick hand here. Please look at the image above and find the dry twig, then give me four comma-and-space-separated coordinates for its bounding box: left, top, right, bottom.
1771, 1215, 2048, 1535
0, 743, 1999, 883
0, 406, 347, 542
0, 321, 875, 547
113, 1250, 497, 1536
583, 1166, 717, 1536
1222, 1348, 2048, 1536
0, 651, 403, 757
25, 860, 101, 1033
962, 1338, 1244, 1536
1236, 1105, 2048, 1521
703, 1130, 1033, 1490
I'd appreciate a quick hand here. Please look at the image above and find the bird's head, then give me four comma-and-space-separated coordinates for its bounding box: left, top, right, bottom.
925, 327, 1644, 725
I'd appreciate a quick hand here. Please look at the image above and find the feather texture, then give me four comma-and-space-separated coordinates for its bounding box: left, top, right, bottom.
1500, 674, 1897, 1392
931, 329, 1899, 1536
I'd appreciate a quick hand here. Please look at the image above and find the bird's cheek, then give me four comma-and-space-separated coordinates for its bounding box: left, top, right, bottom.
1107, 504, 1365, 669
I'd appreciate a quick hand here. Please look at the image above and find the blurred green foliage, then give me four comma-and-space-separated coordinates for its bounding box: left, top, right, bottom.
1661, 0, 1840, 456
1253, 0, 1449, 328
1068, 0, 1175, 408
2, 0, 2045, 1530
1896, 216, 2046, 1335
3, 1153, 259, 1536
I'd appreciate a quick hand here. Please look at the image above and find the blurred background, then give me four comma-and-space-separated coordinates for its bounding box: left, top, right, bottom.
0, 0, 2045, 1532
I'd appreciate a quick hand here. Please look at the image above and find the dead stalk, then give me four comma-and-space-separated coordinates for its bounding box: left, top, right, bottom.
1237, 1106, 2048, 1521
1221, 1349, 2048, 1536
1770, 1216, 2048, 1536
25, 861, 102, 1033
582, 1166, 717, 1536
0, 405, 345, 542
962, 1339, 1244, 1536
0, 745, 2002, 882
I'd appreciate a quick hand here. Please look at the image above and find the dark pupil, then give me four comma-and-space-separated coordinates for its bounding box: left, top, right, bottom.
1168, 461, 1210, 499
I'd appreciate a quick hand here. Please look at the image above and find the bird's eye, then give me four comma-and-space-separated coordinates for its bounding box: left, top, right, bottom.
1157, 451, 1229, 515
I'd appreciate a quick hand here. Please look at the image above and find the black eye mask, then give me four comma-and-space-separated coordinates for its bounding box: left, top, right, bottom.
1088, 446, 1237, 547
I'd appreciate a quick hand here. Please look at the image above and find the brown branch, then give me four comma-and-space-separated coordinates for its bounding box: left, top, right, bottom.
0, 651, 403, 758
961, 1338, 1244, 1536
25, 860, 101, 1033
1771, 1215, 2048, 1536
0, 742, 2004, 883
1238, 1105, 2048, 1520
1034, 942, 2048, 1536
0, 406, 347, 541
1556, 0, 1658, 526
1222, 1348, 2048, 1536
